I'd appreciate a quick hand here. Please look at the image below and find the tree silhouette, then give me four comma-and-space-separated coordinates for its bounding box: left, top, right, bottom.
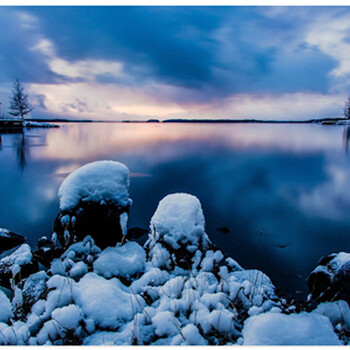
343, 95, 350, 120
8, 79, 33, 119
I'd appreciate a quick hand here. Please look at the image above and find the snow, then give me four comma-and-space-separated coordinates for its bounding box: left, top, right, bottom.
313, 300, 350, 331
328, 252, 350, 274
69, 261, 88, 279
208, 308, 236, 334
242, 312, 341, 345
172, 324, 207, 345
74, 273, 145, 329
0, 228, 10, 237
152, 311, 180, 337
0, 244, 32, 276
58, 160, 131, 211
150, 193, 210, 250
0, 290, 12, 323
93, 242, 146, 279
51, 304, 82, 330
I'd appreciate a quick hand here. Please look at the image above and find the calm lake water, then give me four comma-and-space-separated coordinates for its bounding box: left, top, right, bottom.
1, 122, 350, 298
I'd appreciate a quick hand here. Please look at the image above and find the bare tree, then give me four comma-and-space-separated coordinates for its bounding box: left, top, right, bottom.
343, 95, 350, 120
8, 79, 33, 119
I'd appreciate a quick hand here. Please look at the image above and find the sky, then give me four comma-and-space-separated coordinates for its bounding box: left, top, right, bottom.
0, 6, 350, 121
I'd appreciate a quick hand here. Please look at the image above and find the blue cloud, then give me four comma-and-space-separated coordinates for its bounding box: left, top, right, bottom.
0, 6, 346, 106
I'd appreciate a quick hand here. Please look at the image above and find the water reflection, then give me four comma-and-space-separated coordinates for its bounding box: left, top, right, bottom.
0, 122, 350, 298
344, 126, 350, 154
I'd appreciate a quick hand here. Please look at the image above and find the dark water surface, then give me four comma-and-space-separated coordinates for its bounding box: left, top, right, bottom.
1, 122, 350, 298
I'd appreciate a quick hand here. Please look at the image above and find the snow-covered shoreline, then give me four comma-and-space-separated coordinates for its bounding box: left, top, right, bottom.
0, 160, 348, 345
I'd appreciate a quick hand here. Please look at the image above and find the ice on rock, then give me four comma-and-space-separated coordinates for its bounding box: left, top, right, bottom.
242, 312, 341, 345
150, 193, 210, 250
0, 290, 12, 323
74, 273, 145, 329
93, 242, 146, 279
58, 160, 131, 211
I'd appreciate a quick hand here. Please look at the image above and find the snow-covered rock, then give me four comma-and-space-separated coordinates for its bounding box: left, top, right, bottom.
54, 161, 132, 249
150, 193, 209, 250
146, 193, 212, 270
308, 252, 350, 303
74, 273, 145, 329
0, 244, 38, 288
93, 241, 146, 279
313, 300, 350, 332
242, 312, 341, 345
58, 160, 131, 211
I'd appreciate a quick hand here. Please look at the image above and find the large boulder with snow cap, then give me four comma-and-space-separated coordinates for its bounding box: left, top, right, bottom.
146, 193, 212, 269
53, 161, 132, 249
308, 252, 350, 303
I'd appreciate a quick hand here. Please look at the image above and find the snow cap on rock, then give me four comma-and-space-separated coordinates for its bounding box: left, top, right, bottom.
150, 193, 210, 250
242, 312, 341, 345
58, 160, 131, 211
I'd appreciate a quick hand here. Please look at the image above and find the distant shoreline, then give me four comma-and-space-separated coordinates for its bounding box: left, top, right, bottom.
25, 117, 349, 125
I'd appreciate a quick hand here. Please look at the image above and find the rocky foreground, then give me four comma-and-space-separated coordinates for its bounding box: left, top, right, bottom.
0, 160, 349, 345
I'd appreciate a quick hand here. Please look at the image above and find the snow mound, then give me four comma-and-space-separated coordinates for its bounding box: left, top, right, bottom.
0, 244, 33, 277
150, 193, 210, 250
243, 312, 341, 345
0, 290, 12, 323
313, 300, 350, 331
93, 242, 146, 278
58, 160, 131, 211
74, 273, 145, 329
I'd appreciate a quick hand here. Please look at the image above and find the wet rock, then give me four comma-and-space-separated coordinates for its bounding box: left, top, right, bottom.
308, 252, 350, 303
53, 202, 129, 249
0, 228, 26, 252
53, 161, 132, 249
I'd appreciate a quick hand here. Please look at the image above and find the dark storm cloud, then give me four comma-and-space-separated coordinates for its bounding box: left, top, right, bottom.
0, 6, 343, 102
0, 9, 70, 84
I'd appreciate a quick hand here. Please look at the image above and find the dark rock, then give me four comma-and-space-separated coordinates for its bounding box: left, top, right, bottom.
216, 227, 230, 234
0, 228, 26, 252
127, 227, 149, 245
307, 252, 350, 303
32, 236, 64, 267
53, 200, 129, 249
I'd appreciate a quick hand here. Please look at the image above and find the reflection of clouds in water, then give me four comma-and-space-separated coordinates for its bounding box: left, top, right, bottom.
31, 123, 345, 163
299, 156, 350, 220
